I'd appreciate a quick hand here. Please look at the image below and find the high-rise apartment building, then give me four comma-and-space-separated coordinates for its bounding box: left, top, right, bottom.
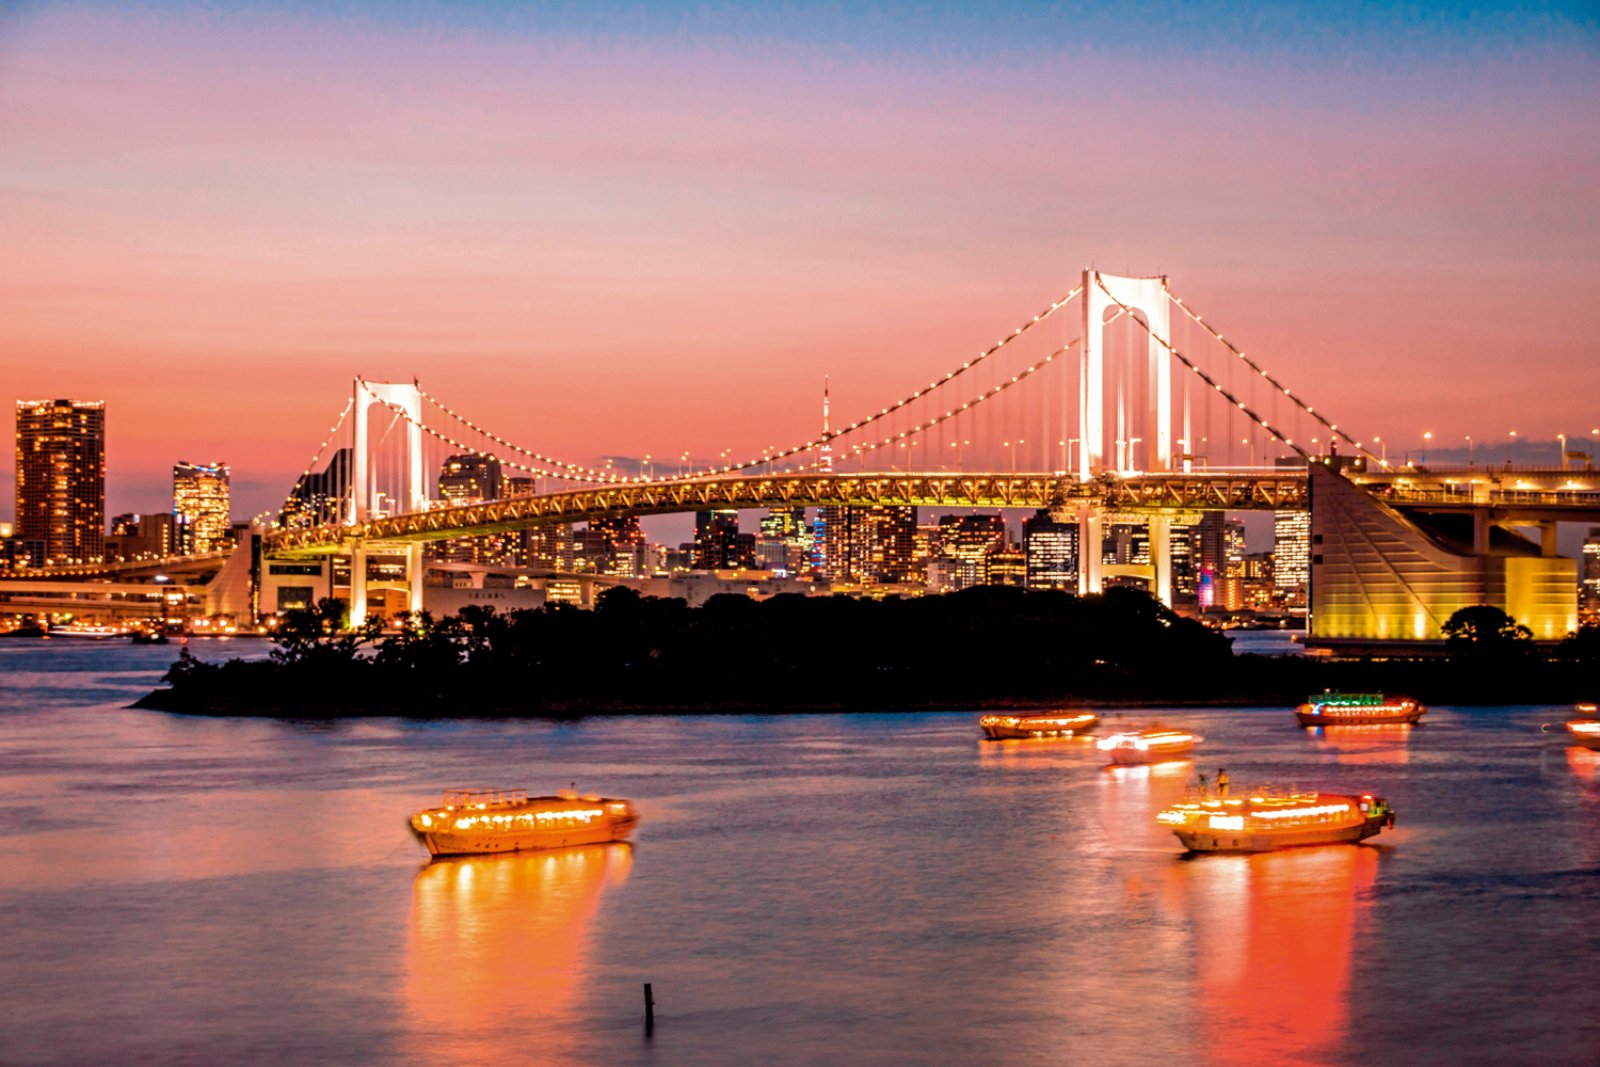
860, 506, 918, 584
15, 399, 105, 564
173, 461, 231, 554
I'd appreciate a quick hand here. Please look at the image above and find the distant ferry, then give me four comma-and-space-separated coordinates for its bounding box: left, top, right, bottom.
979, 712, 1098, 740
46, 623, 130, 640
1097, 725, 1200, 765
409, 788, 640, 858
1575, 702, 1598, 716
1296, 692, 1425, 727
1157, 789, 1396, 853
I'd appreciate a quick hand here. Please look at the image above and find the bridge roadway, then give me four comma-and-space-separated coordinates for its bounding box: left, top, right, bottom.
263, 469, 1313, 557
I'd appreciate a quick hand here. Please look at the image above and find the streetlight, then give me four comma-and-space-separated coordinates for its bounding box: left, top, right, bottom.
1241, 437, 1255, 468
1127, 436, 1142, 473
1004, 440, 1014, 474
1465, 435, 1473, 466
1067, 437, 1080, 474
1373, 435, 1387, 465
1421, 431, 1432, 466
1507, 430, 1517, 465
1558, 432, 1568, 471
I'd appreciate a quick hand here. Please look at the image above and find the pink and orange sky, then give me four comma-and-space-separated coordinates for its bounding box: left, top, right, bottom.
2, 2, 1597, 520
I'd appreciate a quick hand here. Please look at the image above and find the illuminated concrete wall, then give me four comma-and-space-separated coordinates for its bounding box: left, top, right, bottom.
1309, 464, 1576, 644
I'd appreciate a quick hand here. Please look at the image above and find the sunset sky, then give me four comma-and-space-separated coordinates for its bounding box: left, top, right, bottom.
3, 2, 1597, 521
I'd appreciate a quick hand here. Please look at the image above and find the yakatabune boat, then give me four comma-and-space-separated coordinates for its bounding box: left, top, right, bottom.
1296, 692, 1425, 727
1097, 725, 1200, 765
1565, 720, 1600, 751
1156, 789, 1396, 853
409, 788, 640, 858
979, 712, 1099, 740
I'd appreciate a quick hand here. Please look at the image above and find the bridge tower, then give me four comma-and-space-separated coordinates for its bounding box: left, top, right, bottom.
349, 379, 426, 626
1078, 270, 1175, 604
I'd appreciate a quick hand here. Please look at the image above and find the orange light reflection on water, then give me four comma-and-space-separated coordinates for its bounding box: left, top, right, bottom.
404, 844, 631, 1066
1565, 745, 1600, 779
1168, 846, 1378, 1067
1306, 723, 1414, 765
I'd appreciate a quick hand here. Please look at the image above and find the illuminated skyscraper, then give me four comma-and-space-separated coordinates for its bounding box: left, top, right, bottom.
1273, 509, 1311, 594
1023, 509, 1079, 590
15, 399, 105, 564
173, 461, 231, 554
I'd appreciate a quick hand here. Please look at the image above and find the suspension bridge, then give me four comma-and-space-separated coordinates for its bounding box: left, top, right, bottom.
8, 269, 1597, 648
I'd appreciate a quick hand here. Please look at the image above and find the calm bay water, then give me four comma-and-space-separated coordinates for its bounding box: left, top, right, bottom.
1, 640, 1597, 1066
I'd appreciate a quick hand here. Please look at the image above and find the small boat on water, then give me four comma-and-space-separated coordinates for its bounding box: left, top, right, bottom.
1565, 720, 1600, 751
1296, 692, 1424, 727
46, 623, 130, 640
409, 788, 640, 858
1097, 725, 1200, 765
1574, 702, 1598, 716
979, 712, 1099, 740
1156, 788, 1396, 853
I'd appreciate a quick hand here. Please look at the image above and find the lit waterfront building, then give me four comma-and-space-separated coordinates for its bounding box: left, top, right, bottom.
1102, 522, 1150, 567
1170, 520, 1198, 597
105, 512, 176, 562
1582, 527, 1600, 620
758, 506, 811, 577
860, 506, 918, 584
15, 399, 105, 564
1274, 509, 1311, 595
173, 461, 231, 554
930, 514, 1005, 592
433, 454, 507, 564
694, 509, 753, 570
588, 515, 647, 577
1022, 509, 1079, 590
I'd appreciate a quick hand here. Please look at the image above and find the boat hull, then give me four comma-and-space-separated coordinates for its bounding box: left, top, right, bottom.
1175, 812, 1390, 853
413, 817, 637, 857
980, 715, 1098, 740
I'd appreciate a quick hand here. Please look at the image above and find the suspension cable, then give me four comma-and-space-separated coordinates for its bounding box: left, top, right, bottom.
1163, 281, 1376, 463
277, 397, 353, 525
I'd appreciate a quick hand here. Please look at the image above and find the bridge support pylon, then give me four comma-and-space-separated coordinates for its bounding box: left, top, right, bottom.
1077, 504, 1103, 596
1148, 514, 1173, 606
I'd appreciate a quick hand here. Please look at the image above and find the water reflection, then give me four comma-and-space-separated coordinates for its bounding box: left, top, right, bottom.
1565, 745, 1600, 780
1305, 723, 1414, 765
404, 845, 631, 1064
1169, 846, 1378, 1066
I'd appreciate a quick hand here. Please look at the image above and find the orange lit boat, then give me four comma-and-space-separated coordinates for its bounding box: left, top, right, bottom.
1296, 692, 1424, 727
979, 712, 1098, 740
1097, 725, 1201, 765
1565, 720, 1600, 751
1156, 789, 1395, 853
408, 788, 640, 858
1574, 702, 1598, 715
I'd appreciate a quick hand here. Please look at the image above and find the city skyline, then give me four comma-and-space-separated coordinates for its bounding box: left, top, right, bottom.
3, 2, 1598, 524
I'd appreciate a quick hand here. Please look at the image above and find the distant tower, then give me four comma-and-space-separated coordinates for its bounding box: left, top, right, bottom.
819, 377, 833, 473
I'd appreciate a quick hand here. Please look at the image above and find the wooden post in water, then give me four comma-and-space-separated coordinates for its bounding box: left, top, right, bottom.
644, 983, 655, 1034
